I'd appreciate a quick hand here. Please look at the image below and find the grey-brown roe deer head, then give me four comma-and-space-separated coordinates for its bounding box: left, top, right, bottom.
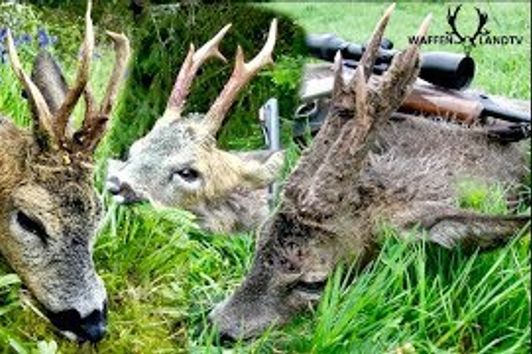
210, 4, 530, 339
106, 21, 284, 233
0, 2, 130, 342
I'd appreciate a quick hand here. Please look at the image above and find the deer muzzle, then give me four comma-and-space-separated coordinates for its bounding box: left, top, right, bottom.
46, 302, 108, 343
106, 159, 146, 204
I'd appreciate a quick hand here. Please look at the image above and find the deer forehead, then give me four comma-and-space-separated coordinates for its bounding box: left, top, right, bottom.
17, 174, 95, 202
134, 118, 214, 161
13, 168, 99, 215
12, 184, 54, 212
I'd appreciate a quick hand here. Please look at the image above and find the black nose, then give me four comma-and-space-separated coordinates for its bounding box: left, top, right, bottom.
208, 314, 238, 346
219, 332, 237, 347
79, 309, 107, 343
106, 177, 143, 204
47, 305, 108, 343
106, 176, 121, 195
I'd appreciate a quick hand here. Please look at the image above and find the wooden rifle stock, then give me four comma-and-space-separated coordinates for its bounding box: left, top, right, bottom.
399, 83, 483, 125
300, 65, 529, 126
297, 64, 530, 141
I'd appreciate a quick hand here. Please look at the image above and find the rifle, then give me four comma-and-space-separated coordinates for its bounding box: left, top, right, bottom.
259, 98, 281, 205
294, 34, 530, 142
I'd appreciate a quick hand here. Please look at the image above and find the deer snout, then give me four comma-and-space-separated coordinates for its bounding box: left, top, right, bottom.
47, 302, 108, 343
208, 302, 243, 341
106, 159, 145, 204
208, 298, 280, 341
105, 176, 122, 195
106, 176, 144, 204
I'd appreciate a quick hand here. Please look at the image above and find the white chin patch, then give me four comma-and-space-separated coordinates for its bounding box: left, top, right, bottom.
113, 195, 126, 204
105, 181, 119, 193
61, 330, 79, 341
294, 289, 322, 302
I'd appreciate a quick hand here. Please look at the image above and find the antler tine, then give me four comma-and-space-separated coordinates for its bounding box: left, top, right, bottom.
355, 3, 395, 83
204, 19, 277, 135
54, 0, 94, 143
375, 14, 431, 118
162, 24, 232, 121
75, 31, 131, 153
332, 51, 345, 95
5, 29, 55, 141
99, 31, 131, 116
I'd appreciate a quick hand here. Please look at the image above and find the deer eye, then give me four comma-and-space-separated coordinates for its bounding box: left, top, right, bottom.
173, 168, 200, 183
15, 211, 49, 244
293, 279, 327, 294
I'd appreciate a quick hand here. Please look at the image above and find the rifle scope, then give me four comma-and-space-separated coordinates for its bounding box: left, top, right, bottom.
306, 34, 475, 90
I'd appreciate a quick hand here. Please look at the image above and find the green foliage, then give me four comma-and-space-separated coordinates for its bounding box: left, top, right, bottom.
456, 180, 509, 214
0, 2, 530, 353
0, 2, 82, 67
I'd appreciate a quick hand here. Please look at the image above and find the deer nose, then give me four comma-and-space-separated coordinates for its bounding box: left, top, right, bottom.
106, 177, 142, 204
208, 306, 242, 344
47, 304, 108, 343
219, 332, 238, 346
106, 176, 122, 195
79, 308, 107, 343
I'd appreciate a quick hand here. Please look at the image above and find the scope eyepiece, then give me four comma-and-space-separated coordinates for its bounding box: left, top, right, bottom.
419, 52, 475, 90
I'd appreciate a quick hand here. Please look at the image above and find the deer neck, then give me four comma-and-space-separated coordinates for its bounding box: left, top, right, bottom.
189, 187, 270, 234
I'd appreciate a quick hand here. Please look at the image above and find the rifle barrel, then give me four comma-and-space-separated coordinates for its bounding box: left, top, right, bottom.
479, 94, 531, 124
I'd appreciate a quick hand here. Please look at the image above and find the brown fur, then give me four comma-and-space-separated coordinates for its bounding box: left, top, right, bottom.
0, 116, 107, 340
0, 2, 129, 342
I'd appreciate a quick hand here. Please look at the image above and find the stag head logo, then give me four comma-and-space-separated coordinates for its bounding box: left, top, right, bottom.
446, 5, 489, 54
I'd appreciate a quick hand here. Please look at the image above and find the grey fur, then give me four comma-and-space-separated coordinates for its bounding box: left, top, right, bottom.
107, 114, 283, 234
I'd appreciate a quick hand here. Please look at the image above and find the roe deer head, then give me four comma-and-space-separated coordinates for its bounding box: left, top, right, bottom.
210, 4, 530, 339
106, 21, 284, 233
0, 1, 130, 342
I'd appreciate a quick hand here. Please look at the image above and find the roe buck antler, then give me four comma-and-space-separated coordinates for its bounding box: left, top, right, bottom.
0, 0, 130, 343
161, 24, 231, 121
107, 20, 284, 233
204, 20, 277, 134
76, 30, 130, 152
53, 1, 94, 143
210, 4, 530, 340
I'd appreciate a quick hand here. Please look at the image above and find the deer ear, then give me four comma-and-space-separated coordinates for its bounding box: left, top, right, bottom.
30, 51, 68, 117
396, 203, 530, 250
239, 150, 284, 189
426, 213, 529, 250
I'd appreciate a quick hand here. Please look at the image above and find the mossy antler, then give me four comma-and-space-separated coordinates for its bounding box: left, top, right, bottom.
5, 0, 130, 154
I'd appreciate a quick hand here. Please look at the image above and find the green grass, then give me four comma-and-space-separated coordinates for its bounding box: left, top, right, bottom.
1, 2, 531, 353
